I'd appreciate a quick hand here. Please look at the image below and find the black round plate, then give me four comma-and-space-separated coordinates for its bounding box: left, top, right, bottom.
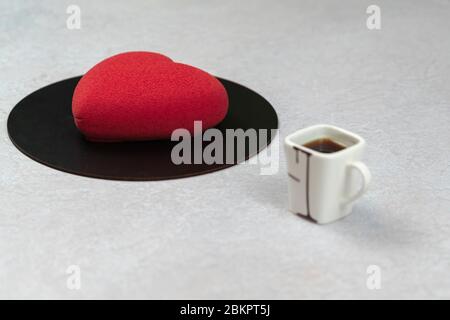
7, 76, 278, 180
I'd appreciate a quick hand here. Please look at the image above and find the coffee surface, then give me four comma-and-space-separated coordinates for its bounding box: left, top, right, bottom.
303, 138, 346, 153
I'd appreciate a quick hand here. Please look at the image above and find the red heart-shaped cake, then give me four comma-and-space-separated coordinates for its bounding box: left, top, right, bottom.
72, 52, 229, 141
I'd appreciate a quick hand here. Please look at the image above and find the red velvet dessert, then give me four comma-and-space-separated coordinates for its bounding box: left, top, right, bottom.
72, 52, 229, 141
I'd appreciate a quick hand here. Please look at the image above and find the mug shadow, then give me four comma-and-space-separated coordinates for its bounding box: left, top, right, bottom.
326, 200, 422, 248
246, 172, 421, 248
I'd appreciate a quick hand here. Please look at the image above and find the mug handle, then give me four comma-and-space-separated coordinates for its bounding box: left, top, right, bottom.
344, 161, 371, 204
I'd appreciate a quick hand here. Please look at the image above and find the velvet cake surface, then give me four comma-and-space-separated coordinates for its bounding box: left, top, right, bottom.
72, 51, 229, 141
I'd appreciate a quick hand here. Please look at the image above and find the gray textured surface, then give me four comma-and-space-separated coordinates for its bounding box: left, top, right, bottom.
1, 0, 450, 299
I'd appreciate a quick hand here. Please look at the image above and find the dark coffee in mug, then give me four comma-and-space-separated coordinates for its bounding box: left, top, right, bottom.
303, 138, 346, 153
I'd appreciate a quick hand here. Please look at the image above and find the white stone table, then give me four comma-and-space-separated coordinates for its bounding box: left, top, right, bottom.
1, 0, 449, 299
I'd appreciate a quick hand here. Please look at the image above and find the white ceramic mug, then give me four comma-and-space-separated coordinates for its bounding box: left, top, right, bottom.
284, 124, 371, 224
